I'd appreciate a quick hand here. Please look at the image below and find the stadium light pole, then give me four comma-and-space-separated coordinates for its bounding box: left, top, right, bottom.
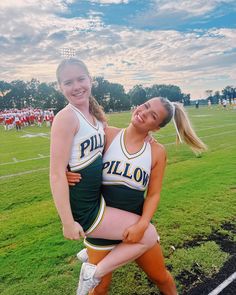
60, 48, 76, 59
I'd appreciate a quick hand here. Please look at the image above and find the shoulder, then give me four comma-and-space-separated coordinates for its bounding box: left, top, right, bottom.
52, 107, 78, 132
104, 126, 121, 151
150, 141, 167, 168
105, 126, 121, 137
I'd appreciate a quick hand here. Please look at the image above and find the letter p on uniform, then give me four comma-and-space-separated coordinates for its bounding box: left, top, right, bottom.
80, 139, 90, 158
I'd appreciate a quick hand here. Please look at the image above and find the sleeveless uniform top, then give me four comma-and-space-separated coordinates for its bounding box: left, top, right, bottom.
84, 129, 153, 250
68, 103, 105, 171
67, 104, 105, 233
102, 129, 152, 215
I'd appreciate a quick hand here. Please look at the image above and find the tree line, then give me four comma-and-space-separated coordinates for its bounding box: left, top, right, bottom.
205, 86, 236, 104
0, 78, 234, 113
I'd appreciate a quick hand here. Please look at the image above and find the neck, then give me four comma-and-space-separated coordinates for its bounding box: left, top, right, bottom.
125, 124, 149, 143
70, 102, 90, 116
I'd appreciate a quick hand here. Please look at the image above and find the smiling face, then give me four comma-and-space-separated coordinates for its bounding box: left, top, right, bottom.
58, 63, 92, 108
131, 97, 168, 133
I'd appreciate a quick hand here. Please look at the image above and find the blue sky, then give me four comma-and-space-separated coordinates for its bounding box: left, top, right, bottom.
0, 0, 236, 99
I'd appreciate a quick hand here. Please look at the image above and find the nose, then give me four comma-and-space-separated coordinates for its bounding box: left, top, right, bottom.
72, 80, 81, 90
141, 109, 148, 118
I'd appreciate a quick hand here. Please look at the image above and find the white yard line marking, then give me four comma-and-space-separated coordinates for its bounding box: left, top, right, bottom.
21, 130, 50, 139
165, 130, 236, 146
159, 123, 236, 138
208, 272, 236, 295
0, 168, 48, 180
0, 155, 49, 166
201, 130, 236, 139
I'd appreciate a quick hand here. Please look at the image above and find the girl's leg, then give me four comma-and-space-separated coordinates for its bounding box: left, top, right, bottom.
88, 206, 158, 277
82, 243, 177, 295
87, 248, 112, 295
135, 243, 178, 295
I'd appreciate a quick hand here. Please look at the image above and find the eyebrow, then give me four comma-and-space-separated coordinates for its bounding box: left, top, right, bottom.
146, 102, 159, 118
63, 79, 72, 83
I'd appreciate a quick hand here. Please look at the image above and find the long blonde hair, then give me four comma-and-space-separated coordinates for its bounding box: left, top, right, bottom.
159, 97, 207, 153
56, 58, 106, 123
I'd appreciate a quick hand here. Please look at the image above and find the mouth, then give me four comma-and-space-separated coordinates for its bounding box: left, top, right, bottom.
72, 91, 85, 98
135, 113, 144, 123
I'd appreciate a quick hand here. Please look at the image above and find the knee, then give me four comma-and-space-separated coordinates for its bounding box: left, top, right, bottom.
143, 224, 159, 249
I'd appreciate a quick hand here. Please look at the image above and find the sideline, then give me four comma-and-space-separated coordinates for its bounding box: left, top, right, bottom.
0, 168, 48, 179
208, 272, 236, 295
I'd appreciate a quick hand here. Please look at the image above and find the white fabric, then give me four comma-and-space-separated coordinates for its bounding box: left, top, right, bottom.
102, 129, 152, 191
68, 103, 105, 171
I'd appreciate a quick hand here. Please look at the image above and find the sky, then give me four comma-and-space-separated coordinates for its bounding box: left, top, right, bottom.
0, 0, 236, 99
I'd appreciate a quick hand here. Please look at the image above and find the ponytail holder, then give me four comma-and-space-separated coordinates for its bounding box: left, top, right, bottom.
172, 103, 183, 143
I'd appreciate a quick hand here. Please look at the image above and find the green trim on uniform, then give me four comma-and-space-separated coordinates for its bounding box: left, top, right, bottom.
120, 129, 147, 159
85, 196, 106, 235
84, 237, 120, 251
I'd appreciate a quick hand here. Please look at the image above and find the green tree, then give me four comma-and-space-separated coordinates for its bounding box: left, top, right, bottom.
222, 86, 236, 103
4, 80, 30, 109
128, 85, 146, 106
145, 84, 184, 102
0, 81, 11, 109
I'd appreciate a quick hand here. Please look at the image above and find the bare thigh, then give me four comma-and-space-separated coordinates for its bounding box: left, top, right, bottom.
88, 206, 157, 241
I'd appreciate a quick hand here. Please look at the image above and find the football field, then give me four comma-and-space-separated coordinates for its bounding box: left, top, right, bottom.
1, 105, 236, 294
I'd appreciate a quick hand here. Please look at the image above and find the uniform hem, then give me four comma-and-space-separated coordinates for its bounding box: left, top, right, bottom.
85, 196, 106, 235
84, 238, 116, 251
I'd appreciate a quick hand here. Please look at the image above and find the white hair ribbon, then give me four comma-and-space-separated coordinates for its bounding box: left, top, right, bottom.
172, 103, 183, 143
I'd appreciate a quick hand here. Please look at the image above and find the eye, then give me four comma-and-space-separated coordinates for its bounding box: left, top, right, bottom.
144, 104, 148, 109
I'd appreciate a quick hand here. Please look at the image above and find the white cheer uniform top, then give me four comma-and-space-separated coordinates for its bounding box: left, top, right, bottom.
68, 103, 105, 171
102, 129, 152, 191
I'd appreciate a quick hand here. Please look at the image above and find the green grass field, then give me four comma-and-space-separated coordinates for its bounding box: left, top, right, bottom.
1, 106, 236, 294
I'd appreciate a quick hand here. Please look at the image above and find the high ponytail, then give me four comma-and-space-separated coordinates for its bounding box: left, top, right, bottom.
158, 97, 207, 153
173, 102, 207, 153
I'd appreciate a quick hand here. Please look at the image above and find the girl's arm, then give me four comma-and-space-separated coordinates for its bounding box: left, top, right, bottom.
50, 109, 85, 240
123, 143, 167, 243
103, 125, 120, 152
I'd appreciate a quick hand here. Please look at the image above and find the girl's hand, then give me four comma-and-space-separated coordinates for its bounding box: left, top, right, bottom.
63, 221, 85, 240
66, 171, 82, 186
122, 223, 146, 243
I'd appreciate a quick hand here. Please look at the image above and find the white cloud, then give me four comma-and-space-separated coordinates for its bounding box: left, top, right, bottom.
0, 1, 236, 99
130, 0, 236, 29
153, 0, 236, 17
0, 0, 73, 12
88, 0, 129, 4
